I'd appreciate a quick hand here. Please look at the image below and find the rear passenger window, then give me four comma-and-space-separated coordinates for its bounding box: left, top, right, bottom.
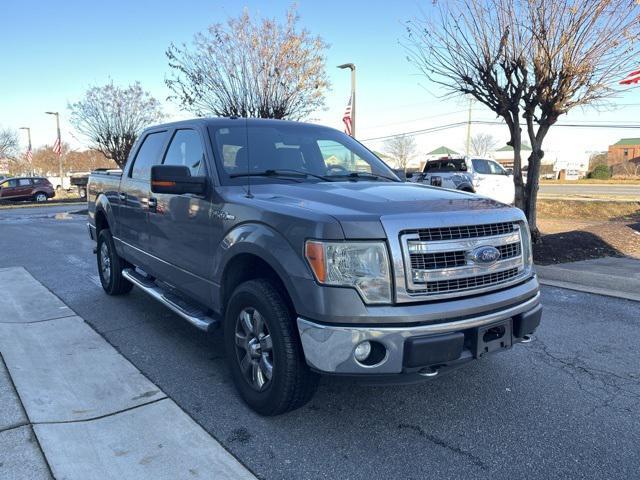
163, 129, 205, 176
130, 132, 166, 180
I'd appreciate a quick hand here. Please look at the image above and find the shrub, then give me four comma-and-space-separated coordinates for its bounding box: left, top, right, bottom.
589, 164, 611, 180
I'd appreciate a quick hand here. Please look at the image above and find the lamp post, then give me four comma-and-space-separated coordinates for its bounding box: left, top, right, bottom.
18, 127, 32, 175
45, 111, 63, 188
338, 63, 356, 138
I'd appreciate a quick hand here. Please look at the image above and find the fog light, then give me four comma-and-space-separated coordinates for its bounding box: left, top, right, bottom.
354, 341, 372, 362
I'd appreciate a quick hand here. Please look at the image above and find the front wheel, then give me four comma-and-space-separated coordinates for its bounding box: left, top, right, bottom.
34, 192, 48, 202
97, 229, 133, 295
224, 279, 319, 415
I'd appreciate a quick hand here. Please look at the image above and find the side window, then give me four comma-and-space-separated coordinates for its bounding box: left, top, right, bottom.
130, 131, 166, 181
18, 179, 32, 186
7, 179, 18, 187
317, 140, 371, 173
163, 129, 205, 176
487, 161, 506, 175
472, 159, 491, 174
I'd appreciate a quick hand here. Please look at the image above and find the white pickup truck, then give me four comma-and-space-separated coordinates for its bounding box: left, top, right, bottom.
413, 156, 515, 205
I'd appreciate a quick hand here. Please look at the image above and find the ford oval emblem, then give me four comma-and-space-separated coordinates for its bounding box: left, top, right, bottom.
471, 246, 501, 265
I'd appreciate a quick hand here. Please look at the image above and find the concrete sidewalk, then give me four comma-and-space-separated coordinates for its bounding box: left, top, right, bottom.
536, 257, 640, 302
0, 267, 256, 480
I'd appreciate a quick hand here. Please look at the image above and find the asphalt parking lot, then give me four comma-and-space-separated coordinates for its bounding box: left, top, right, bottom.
1, 205, 639, 479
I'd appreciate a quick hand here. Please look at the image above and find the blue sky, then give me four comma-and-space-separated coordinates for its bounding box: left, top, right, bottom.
2, 0, 640, 164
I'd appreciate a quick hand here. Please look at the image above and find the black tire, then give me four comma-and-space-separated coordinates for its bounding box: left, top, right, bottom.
33, 192, 48, 203
224, 279, 319, 416
97, 229, 133, 295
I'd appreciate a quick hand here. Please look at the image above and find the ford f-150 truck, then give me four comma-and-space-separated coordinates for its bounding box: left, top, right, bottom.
87, 118, 541, 415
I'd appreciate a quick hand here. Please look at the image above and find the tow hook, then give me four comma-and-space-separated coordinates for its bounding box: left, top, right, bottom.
418, 368, 439, 377
521, 335, 533, 344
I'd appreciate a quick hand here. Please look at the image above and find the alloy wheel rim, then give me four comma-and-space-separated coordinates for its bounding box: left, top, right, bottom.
36, 194, 46, 202
99, 242, 111, 284
234, 307, 274, 391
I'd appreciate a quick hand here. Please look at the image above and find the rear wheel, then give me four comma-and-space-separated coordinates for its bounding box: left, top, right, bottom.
97, 229, 133, 295
34, 192, 47, 202
224, 279, 318, 415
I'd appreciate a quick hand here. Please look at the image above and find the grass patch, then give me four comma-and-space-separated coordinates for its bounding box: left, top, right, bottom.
538, 199, 640, 221
540, 178, 640, 184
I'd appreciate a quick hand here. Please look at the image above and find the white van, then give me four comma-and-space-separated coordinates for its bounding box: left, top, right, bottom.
468, 157, 515, 204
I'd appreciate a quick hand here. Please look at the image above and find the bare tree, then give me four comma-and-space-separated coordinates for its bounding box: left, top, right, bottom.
406, 0, 640, 239
470, 133, 499, 157
0, 127, 19, 159
68, 82, 164, 168
166, 7, 330, 119
384, 135, 418, 174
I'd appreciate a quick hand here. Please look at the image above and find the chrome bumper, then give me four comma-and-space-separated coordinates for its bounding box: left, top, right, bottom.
297, 292, 541, 375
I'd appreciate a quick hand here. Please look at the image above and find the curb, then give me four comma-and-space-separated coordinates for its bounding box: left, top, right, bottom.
538, 278, 640, 302
0, 267, 256, 480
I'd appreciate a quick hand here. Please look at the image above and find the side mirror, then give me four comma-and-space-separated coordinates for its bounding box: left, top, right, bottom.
505, 168, 513, 176
150, 165, 207, 195
405, 172, 414, 179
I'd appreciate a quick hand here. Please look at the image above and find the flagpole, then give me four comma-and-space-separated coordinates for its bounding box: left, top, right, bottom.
338, 63, 356, 138
45, 111, 63, 188
19, 127, 32, 175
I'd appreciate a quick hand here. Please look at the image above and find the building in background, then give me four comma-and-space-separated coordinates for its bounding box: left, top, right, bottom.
493, 143, 532, 169
607, 138, 640, 166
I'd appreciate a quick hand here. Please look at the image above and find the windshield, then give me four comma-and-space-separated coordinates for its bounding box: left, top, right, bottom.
423, 158, 467, 173
208, 123, 399, 185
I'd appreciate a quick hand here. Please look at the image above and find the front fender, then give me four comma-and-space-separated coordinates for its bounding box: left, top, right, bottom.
212, 222, 313, 313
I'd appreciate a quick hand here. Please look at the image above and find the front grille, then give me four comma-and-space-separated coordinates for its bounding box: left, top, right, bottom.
406, 222, 516, 242
410, 250, 466, 270
418, 268, 520, 294
497, 242, 521, 260
400, 221, 526, 298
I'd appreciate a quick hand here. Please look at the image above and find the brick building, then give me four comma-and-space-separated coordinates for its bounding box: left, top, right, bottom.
607, 138, 640, 166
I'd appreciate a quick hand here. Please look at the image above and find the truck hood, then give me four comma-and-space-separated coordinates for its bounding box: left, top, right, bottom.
250, 181, 513, 238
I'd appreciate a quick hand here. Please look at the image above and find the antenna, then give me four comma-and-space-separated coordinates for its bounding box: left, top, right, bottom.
244, 117, 253, 199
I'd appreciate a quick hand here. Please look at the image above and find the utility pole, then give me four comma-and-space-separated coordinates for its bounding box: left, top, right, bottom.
465, 98, 473, 157
338, 63, 356, 138
45, 111, 63, 188
19, 127, 32, 175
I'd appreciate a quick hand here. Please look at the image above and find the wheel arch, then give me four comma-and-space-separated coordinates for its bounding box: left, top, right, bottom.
215, 223, 312, 317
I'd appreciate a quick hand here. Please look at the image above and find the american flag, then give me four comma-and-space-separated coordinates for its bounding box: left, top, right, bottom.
621, 69, 640, 85
26, 146, 32, 163
342, 95, 353, 136
52, 137, 62, 156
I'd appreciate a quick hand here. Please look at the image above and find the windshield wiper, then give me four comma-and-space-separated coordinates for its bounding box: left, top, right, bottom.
329, 172, 400, 182
230, 169, 335, 182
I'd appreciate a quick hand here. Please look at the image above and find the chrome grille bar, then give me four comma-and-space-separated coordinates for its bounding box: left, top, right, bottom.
401, 222, 527, 297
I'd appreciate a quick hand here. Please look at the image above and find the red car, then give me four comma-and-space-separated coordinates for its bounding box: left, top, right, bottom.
0, 177, 56, 202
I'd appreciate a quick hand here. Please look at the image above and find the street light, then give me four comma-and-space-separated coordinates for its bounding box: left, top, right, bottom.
338, 63, 356, 138
18, 127, 32, 175
45, 111, 63, 189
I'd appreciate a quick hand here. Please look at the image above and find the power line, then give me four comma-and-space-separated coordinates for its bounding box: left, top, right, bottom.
361, 120, 640, 142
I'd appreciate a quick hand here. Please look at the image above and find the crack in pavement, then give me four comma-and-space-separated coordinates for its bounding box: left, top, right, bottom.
397, 423, 489, 471
528, 338, 640, 414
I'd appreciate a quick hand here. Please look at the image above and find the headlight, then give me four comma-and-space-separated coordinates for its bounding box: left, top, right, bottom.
518, 222, 534, 268
305, 240, 392, 304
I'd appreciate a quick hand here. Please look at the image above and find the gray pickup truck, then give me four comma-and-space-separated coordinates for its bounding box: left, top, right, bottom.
87, 118, 541, 415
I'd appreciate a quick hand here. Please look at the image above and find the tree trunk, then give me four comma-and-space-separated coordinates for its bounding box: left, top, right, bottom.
523, 122, 550, 242
524, 148, 542, 241
504, 114, 525, 210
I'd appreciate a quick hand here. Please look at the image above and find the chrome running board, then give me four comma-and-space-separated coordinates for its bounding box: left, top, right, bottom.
122, 268, 220, 332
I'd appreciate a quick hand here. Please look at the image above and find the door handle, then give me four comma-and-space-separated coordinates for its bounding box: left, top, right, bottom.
118, 192, 126, 201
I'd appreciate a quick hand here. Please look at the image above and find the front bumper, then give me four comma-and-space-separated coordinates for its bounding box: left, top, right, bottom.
297, 292, 541, 375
